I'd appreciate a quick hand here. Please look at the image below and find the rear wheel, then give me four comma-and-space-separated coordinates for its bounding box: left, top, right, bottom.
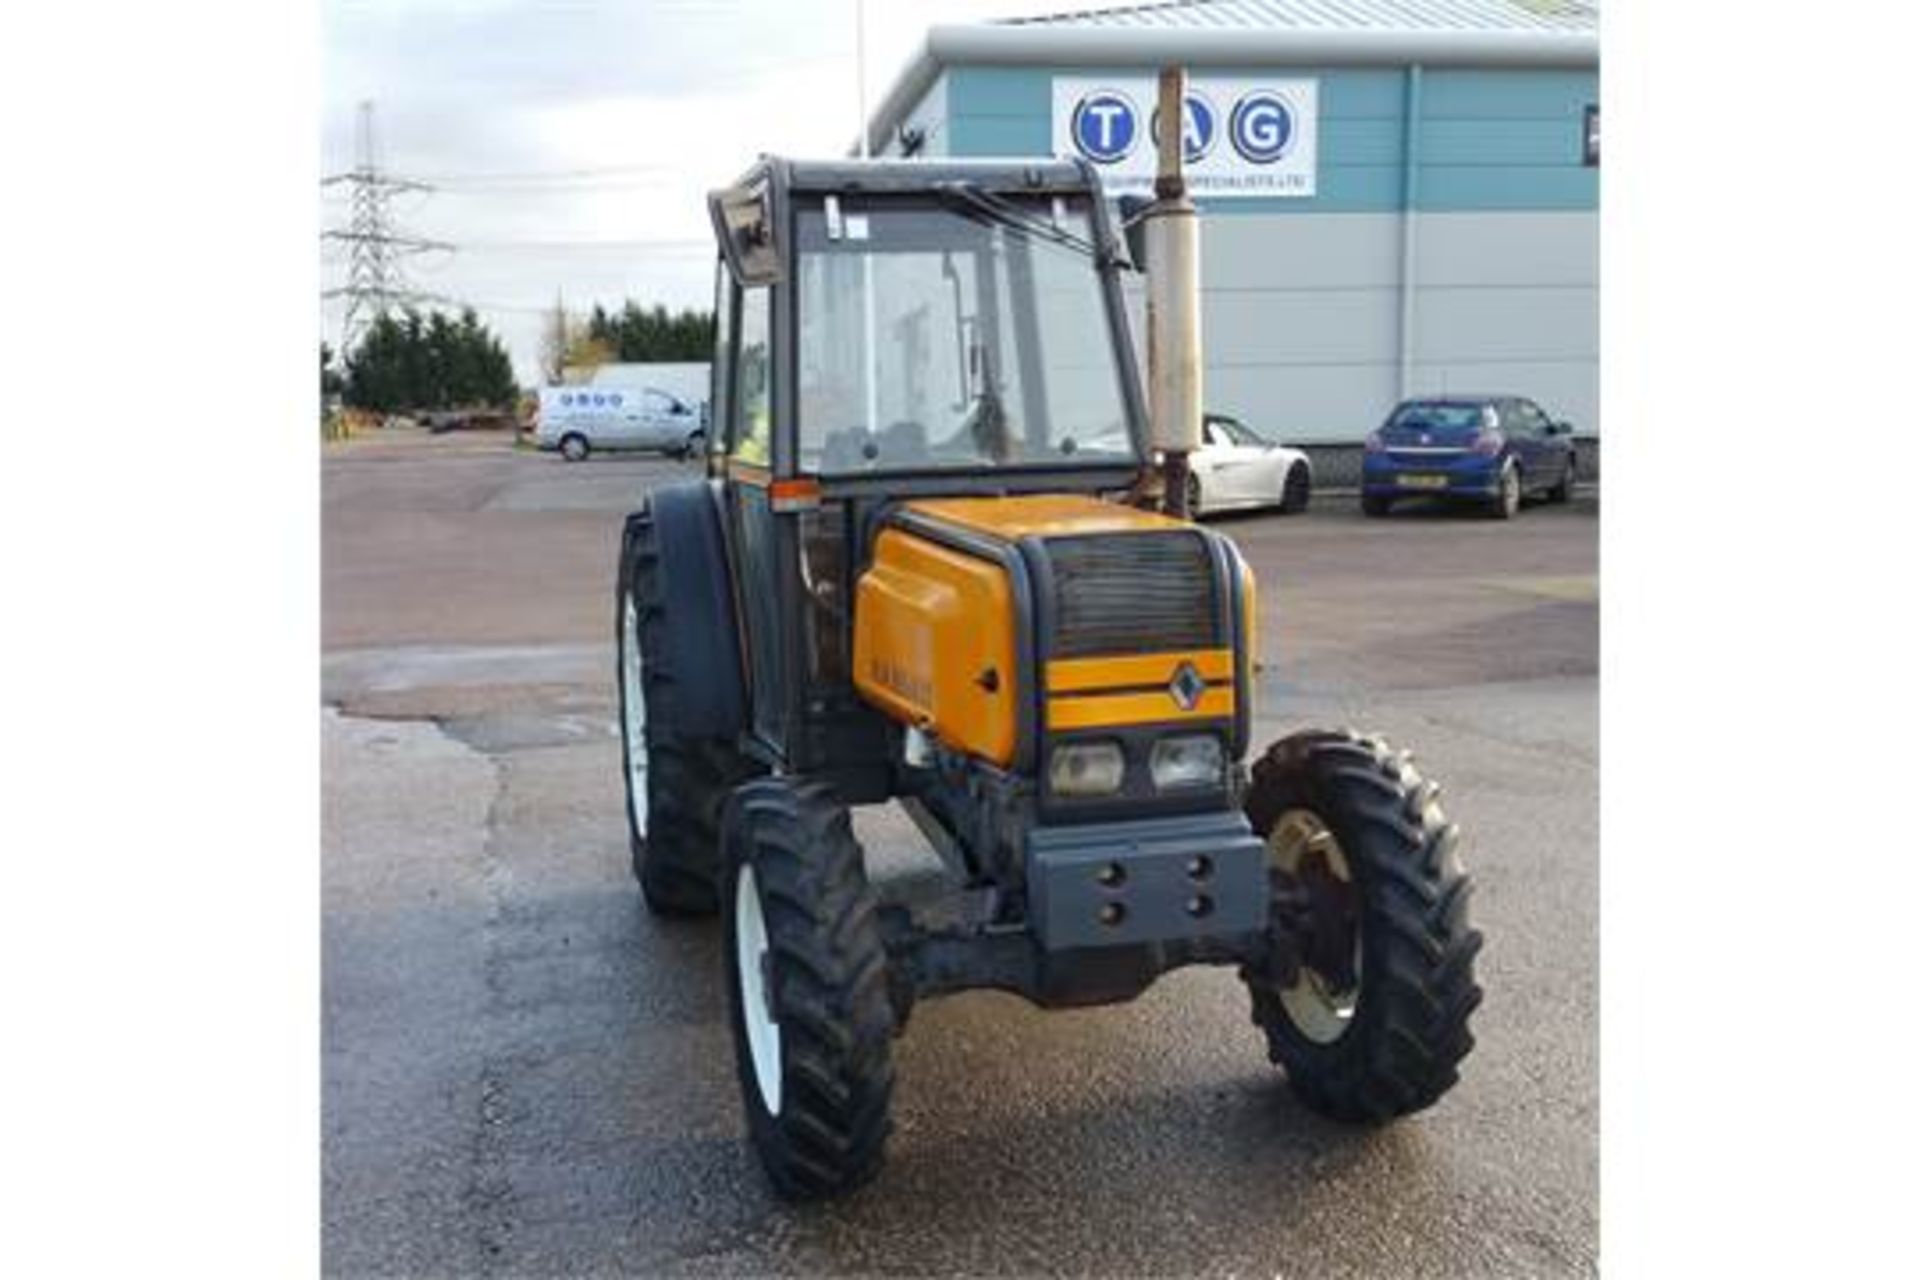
1185, 473, 1204, 518
722, 778, 895, 1200
559, 433, 590, 462
617, 507, 758, 915
1278, 464, 1311, 515
1240, 729, 1483, 1122
1361, 493, 1393, 517
1488, 465, 1520, 519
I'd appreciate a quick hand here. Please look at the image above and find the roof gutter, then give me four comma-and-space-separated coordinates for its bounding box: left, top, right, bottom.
861, 22, 1598, 156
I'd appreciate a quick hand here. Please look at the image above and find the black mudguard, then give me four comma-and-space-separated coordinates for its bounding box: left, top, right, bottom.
624, 480, 748, 739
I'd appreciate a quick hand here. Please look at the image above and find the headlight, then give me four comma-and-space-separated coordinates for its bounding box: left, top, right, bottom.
1150, 734, 1224, 791
1050, 741, 1125, 796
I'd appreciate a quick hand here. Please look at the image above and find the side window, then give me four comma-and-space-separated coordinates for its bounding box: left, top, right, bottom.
731, 287, 773, 465
707, 264, 734, 474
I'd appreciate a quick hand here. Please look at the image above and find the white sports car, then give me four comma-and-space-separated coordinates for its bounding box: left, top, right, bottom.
1185, 412, 1313, 516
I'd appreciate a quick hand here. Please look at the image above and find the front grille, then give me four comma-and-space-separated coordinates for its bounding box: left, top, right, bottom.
1045, 531, 1221, 659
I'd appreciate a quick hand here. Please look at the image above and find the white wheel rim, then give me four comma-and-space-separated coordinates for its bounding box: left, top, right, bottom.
1267, 808, 1362, 1045
619, 594, 647, 834
735, 866, 783, 1114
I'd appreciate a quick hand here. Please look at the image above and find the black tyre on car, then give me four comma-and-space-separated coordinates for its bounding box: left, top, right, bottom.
1489, 464, 1521, 519
616, 503, 758, 915
1279, 463, 1312, 515
721, 778, 896, 1200
560, 432, 590, 462
1361, 493, 1394, 517
1546, 457, 1575, 504
1239, 729, 1483, 1122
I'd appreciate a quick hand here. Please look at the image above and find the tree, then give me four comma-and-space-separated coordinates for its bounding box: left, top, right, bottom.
342, 307, 516, 412
539, 293, 570, 386
582, 299, 715, 363
320, 343, 345, 400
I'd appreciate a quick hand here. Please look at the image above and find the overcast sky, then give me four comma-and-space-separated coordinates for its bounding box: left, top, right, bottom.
322, 0, 1078, 384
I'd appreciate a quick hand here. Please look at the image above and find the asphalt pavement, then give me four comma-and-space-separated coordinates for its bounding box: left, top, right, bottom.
323, 429, 1597, 1277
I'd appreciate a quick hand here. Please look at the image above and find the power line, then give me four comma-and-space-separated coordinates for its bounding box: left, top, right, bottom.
319, 101, 454, 353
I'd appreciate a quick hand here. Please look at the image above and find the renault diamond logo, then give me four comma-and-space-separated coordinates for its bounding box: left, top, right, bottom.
1169, 662, 1206, 711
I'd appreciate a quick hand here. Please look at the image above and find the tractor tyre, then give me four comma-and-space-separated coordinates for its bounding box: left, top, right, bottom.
617, 505, 758, 916
1279, 463, 1312, 515
721, 778, 895, 1200
1240, 729, 1483, 1122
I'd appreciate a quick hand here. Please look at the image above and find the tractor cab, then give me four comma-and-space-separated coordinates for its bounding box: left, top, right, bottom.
702, 158, 1155, 781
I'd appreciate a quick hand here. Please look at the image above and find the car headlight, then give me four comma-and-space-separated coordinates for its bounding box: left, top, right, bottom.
1050, 741, 1125, 796
1149, 734, 1224, 791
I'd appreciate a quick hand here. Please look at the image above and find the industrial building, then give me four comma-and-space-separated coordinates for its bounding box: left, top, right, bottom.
862, 0, 1599, 469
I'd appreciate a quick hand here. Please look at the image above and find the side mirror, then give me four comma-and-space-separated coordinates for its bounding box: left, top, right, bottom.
708, 183, 782, 286
1116, 194, 1152, 273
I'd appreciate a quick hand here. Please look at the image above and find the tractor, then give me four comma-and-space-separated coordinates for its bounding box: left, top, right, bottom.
615, 154, 1482, 1200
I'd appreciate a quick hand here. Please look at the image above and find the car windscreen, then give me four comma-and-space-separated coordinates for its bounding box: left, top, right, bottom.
1213, 417, 1271, 447
1388, 403, 1486, 432
794, 196, 1137, 475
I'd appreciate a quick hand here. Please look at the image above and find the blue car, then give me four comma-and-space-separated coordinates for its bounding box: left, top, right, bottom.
1361, 395, 1577, 519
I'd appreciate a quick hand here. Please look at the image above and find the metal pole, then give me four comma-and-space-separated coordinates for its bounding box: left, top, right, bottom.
1144, 67, 1203, 518
1397, 64, 1423, 401
856, 0, 879, 435
856, 0, 869, 160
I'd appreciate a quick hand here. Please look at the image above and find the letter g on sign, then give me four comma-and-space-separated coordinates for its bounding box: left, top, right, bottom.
1229, 91, 1295, 164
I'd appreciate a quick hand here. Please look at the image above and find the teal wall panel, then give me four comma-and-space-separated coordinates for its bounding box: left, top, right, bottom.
951, 113, 1052, 155
1418, 165, 1597, 210
935, 63, 1597, 213
1420, 118, 1581, 166
1420, 69, 1595, 120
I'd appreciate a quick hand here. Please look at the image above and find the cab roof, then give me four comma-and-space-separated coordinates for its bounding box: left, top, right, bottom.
737, 155, 1104, 198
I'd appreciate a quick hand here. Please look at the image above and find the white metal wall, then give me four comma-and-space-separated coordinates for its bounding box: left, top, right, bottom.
1123, 209, 1597, 443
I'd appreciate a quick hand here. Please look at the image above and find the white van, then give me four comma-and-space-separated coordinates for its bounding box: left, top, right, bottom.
535, 386, 706, 461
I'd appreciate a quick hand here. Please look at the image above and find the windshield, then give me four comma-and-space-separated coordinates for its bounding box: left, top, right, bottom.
1211, 416, 1270, 447
795, 196, 1137, 474
1388, 402, 1488, 432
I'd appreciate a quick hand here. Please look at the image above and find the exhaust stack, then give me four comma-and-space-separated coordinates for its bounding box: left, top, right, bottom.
1143, 65, 1203, 518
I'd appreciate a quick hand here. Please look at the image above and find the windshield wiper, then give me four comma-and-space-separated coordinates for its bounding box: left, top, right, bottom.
931, 181, 1108, 265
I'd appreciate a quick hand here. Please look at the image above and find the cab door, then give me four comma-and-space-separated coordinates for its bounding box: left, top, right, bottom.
720, 281, 787, 751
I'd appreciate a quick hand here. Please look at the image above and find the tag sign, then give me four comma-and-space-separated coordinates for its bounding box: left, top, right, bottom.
1053, 76, 1319, 198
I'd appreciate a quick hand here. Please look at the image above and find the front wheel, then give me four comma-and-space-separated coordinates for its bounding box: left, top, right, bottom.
559, 433, 590, 462
1278, 464, 1312, 515
1546, 457, 1575, 504
1239, 729, 1483, 1122
679, 429, 706, 461
722, 778, 896, 1200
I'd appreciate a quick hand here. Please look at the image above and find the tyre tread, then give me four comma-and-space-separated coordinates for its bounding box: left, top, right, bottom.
723, 778, 895, 1200
1242, 728, 1484, 1123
